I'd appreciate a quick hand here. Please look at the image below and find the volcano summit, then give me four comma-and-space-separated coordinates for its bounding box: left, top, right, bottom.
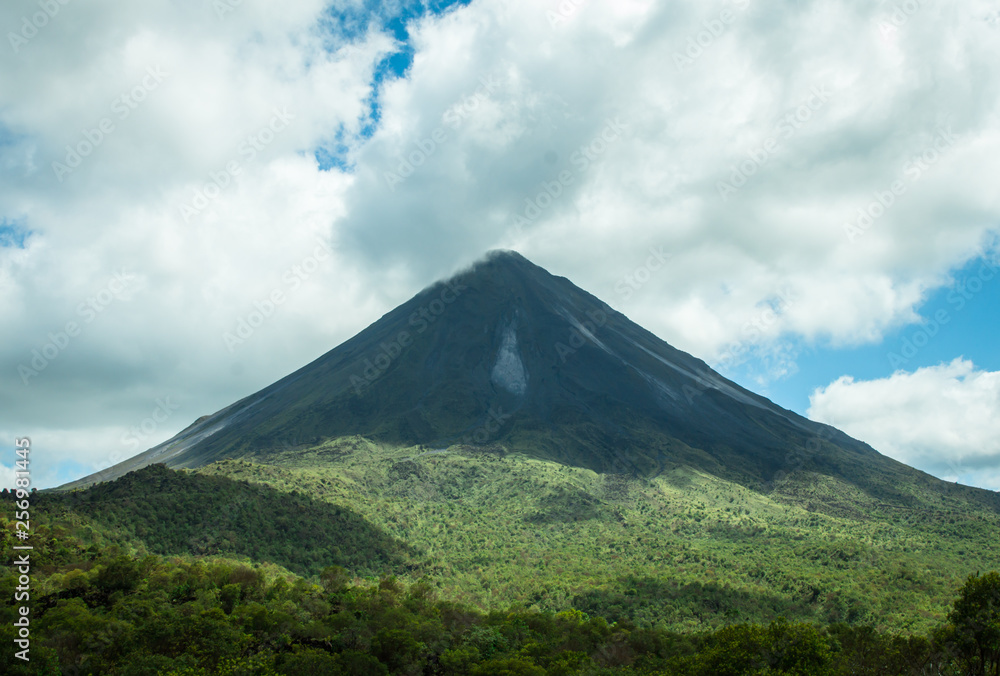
60, 251, 1000, 514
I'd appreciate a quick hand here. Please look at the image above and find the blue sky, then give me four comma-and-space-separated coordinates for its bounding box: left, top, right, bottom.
736, 251, 1000, 415
314, 0, 473, 168
2, 0, 999, 491
0, 219, 32, 249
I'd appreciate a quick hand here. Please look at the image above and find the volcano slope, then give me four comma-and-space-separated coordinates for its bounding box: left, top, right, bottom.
60, 251, 1000, 508
178, 435, 995, 633
56, 250, 1000, 631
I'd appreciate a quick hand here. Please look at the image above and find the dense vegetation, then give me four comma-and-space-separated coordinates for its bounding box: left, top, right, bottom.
2, 506, 999, 675
33, 464, 417, 577
5, 436, 1000, 673
195, 437, 1000, 633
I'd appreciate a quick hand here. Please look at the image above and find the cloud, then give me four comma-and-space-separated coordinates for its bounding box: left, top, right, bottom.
0, 0, 399, 484
0, 460, 14, 491
2, 0, 1000, 487
808, 358, 1000, 490
330, 0, 1000, 362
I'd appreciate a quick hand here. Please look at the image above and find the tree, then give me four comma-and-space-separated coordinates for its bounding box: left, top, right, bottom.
333, 650, 388, 675
371, 628, 425, 673
948, 571, 1000, 676
275, 647, 340, 675
96, 555, 142, 595
470, 657, 546, 676
695, 620, 833, 676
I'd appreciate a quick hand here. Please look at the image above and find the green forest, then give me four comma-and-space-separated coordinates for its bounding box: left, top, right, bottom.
2, 512, 999, 675
4, 438, 1000, 674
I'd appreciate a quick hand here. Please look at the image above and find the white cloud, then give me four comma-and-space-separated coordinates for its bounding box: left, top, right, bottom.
0, 461, 14, 491
2, 0, 1000, 487
0, 0, 398, 487
969, 470, 1000, 492
333, 0, 1000, 362
808, 358, 1000, 489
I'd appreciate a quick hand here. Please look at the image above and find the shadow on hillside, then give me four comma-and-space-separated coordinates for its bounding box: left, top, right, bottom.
38, 464, 419, 577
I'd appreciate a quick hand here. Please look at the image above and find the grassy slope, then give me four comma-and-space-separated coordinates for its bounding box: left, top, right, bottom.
190, 435, 1000, 635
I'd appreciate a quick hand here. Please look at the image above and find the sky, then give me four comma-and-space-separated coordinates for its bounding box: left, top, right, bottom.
1, 0, 999, 492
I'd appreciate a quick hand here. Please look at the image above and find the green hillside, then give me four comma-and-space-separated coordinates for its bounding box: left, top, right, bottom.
5, 442, 1000, 674
185, 435, 1000, 635
37, 464, 419, 578
4, 513, 993, 676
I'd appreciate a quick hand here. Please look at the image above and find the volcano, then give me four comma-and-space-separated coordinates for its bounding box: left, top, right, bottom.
60, 251, 1000, 510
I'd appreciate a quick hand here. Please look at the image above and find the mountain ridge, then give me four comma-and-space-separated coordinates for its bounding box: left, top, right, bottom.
58, 250, 999, 514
